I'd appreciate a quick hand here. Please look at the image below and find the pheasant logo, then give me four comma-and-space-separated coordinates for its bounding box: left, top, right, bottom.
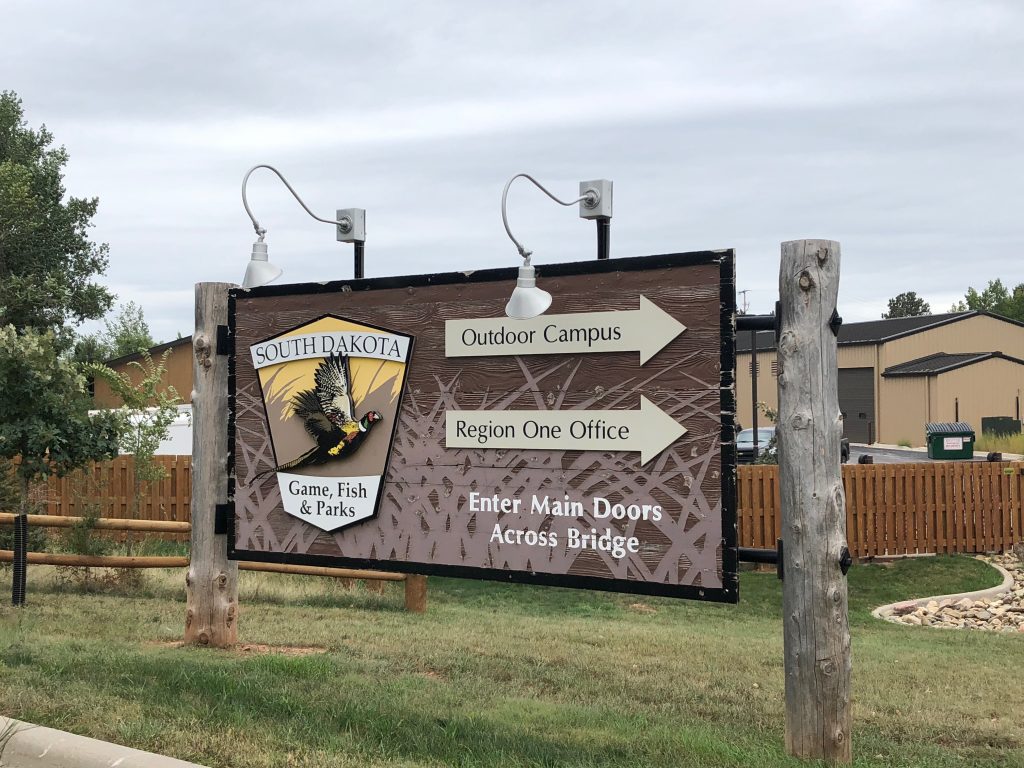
251, 355, 383, 481
247, 315, 413, 532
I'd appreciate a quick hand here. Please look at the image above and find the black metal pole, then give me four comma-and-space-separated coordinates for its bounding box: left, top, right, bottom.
751, 329, 759, 458
12, 513, 27, 606
353, 241, 365, 279
596, 217, 610, 260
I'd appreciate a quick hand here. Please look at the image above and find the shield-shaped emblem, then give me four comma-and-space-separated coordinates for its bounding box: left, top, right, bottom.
245, 314, 413, 532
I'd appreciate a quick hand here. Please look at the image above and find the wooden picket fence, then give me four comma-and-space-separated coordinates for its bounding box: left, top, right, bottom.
31, 455, 191, 540
738, 462, 1024, 557
19, 457, 1024, 557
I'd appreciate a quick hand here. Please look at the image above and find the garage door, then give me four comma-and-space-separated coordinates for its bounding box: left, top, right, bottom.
839, 368, 875, 444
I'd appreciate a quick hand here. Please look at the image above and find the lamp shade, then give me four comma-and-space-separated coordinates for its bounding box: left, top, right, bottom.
505, 264, 552, 319
242, 241, 283, 289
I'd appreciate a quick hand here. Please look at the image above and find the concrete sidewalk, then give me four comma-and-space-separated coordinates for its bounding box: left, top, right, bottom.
0, 717, 209, 768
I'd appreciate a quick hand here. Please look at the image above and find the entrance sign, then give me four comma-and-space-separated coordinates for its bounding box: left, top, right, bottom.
228, 250, 738, 601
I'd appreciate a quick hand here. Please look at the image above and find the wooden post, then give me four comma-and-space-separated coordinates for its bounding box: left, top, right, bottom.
404, 575, 427, 613
777, 240, 851, 762
184, 282, 238, 647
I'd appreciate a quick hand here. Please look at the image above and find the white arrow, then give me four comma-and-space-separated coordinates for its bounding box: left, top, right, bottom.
445, 296, 686, 365
445, 396, 686, 465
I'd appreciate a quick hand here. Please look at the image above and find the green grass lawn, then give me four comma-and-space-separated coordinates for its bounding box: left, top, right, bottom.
1, 556, 1022, 767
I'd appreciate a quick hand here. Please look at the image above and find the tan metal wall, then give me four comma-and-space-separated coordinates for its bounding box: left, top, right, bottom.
837, 345, 875, 367
735, 350, 779, 428
736, 344, 876, 429
738, 315, 1024, 444
92, 341, 194, 407
931, 357, 1024, 436
877, 376, 931, 446
881, 315, 1024, 370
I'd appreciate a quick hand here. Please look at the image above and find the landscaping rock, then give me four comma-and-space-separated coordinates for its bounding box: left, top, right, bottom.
887, 551, 1023, 633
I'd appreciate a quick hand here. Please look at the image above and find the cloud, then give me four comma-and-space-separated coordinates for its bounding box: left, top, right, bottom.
2, 0, 1021, 338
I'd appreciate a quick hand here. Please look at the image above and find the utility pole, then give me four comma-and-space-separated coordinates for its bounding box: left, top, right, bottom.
777, 239, 851, 762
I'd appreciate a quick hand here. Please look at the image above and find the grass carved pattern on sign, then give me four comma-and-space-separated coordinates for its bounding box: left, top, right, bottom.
232, 264, 725, 589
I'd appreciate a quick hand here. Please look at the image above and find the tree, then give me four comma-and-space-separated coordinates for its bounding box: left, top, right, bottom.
0, 91, 113, 339
0, 326, 120, 514
88, 350, 181, 491
104, 301, 155, 358
882, 291, 931, 319
73, 301, 156, 364
950, 279, 1024, 322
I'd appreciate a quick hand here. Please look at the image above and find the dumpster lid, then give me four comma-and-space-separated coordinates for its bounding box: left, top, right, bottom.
925, 422, 974, 435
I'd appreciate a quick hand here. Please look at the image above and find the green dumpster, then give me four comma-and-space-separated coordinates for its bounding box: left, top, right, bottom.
925, 422, 975, 460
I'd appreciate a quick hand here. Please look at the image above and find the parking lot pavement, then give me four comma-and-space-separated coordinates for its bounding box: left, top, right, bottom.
848, 445, 935, 464
848, 445, 1023, 464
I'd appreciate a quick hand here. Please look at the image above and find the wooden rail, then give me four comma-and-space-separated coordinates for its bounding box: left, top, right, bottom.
238, 561, 406, 581
0, 512, 427, 611
0, 550, 189, 568
0, 512, 190, 533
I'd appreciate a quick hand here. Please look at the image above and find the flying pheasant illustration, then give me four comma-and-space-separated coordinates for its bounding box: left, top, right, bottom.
250, 354, 383, 483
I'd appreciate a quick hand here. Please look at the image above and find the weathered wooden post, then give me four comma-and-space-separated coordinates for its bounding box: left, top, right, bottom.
184, 282, 238, 647
777, 240, 851, 762
404, 575, 428, 613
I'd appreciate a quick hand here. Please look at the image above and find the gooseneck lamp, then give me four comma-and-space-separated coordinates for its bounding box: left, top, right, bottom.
240, 164, 366, 289
500, 173, 613, 319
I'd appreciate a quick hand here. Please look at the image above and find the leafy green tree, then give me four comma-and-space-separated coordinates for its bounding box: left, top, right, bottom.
0, 326, 120, 515
103, 301, 155, 358
882, 291, 931, 319
73, 301, 156, 364
71, 332, 111, 365
0, 91, 113, 339
88, 351, 181, 489
950, 279, 1024, 322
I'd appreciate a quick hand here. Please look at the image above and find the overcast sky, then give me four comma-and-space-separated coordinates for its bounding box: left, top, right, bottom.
4, 1, 1022, 341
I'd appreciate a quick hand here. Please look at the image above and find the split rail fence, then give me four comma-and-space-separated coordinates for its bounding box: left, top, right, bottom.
14, 456, 1024, 559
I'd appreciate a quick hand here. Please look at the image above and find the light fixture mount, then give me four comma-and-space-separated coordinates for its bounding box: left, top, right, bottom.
499, 173, 614, 319
579, 179, 613, 219
239, 164, 366, 287
336, 208, 366, 243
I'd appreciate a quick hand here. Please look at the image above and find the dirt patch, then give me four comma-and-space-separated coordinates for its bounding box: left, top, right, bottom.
151, 640, 328, 656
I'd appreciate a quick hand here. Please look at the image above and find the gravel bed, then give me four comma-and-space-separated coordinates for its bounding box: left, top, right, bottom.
881, 551, 1023, 632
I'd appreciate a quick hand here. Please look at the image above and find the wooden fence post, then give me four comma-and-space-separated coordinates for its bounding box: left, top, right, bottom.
778, 240, 852, 762
404, 575, 428, 613
184, 282, 238, 647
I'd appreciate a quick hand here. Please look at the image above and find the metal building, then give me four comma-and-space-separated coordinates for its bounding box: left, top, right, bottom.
736, 311, 1024, 446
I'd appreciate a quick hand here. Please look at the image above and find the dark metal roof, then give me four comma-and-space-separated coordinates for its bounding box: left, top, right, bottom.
104, 335, 192, 368
882, 351, 1024, 377
925, 422, 974, 435
736, 311, 1024, 352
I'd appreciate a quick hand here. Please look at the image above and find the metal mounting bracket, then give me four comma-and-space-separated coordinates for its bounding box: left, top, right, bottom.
214, 503, 230, 535
216, 325, 231, 356
336, 208, 366, 243
829, 308, 843, 337
839, 546, 852, 576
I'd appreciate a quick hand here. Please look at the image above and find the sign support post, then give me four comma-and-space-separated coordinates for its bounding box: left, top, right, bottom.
185, 282, 238, 647
778, 240, 852, 761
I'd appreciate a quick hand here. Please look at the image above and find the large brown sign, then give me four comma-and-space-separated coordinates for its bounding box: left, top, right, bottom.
228, 250, 738, 601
